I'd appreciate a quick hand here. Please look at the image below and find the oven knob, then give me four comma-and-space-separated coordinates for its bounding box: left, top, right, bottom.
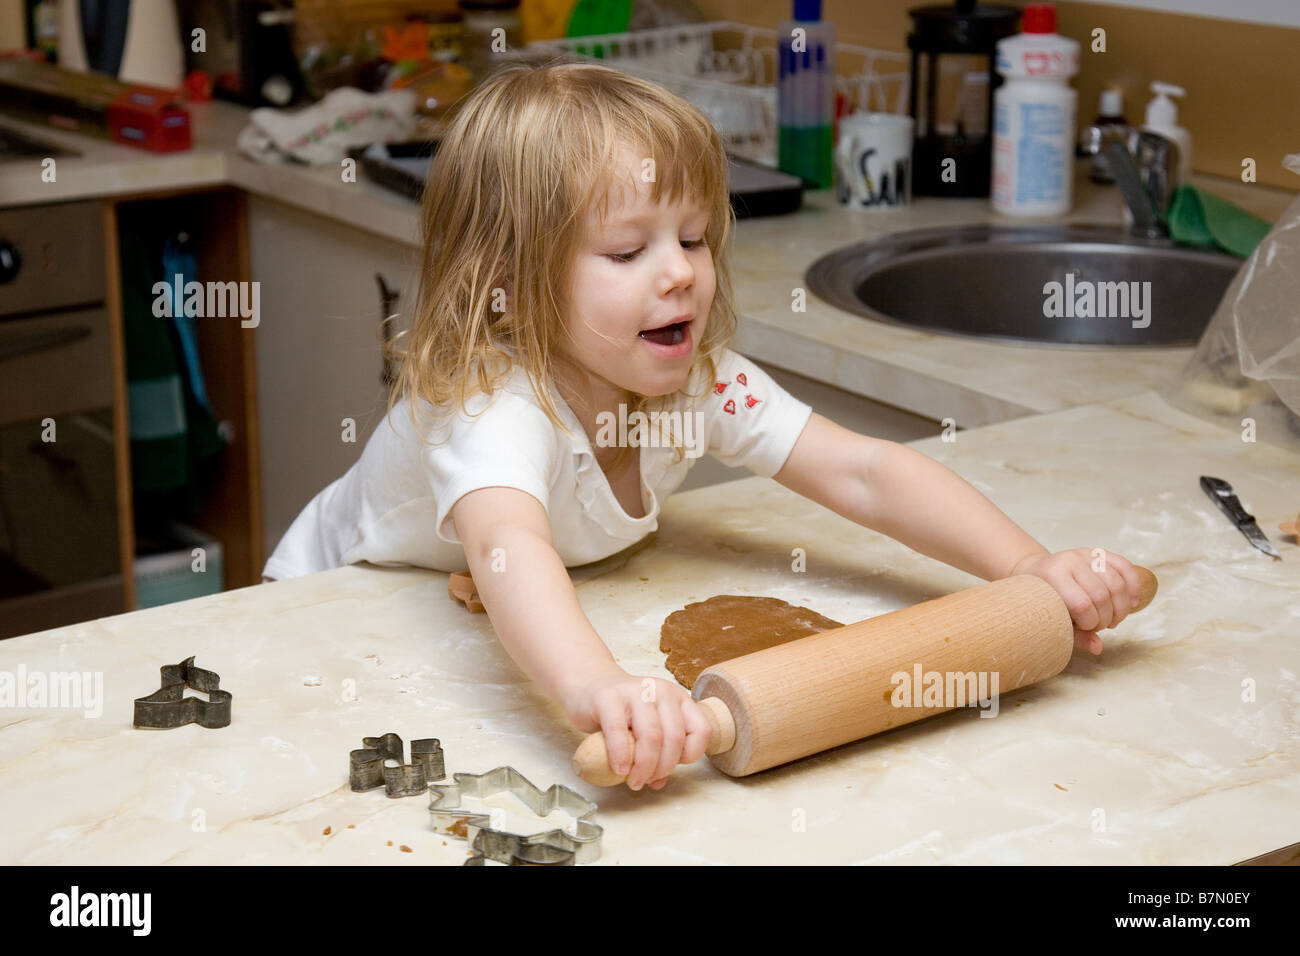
0, 241, 19, 284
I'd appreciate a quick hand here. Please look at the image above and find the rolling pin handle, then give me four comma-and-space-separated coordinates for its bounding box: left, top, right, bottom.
571, 696, 736, 787
1133, 566, 1158, 612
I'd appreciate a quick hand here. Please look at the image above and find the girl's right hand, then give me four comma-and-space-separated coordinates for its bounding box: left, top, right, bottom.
563, 669, 714, 791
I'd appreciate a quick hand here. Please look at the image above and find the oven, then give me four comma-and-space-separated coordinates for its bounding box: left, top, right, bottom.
0, 199, 123, 638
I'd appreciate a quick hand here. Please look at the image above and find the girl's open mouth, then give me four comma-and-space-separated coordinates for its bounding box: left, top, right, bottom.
638, 320, 689, 346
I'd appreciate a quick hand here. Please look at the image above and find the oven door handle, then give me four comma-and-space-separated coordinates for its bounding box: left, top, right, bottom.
0, 325, 93, 362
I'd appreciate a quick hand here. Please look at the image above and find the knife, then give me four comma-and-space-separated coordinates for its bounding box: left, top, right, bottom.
1200, 476, 1282, 561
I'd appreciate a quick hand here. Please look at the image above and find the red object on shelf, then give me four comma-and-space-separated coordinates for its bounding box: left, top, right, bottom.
107, 86, 192, 152
184, 70, 213, 102
0, 60, 192, 152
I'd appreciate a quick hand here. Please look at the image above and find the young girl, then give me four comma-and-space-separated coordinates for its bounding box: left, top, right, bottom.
263, 60, 1143, 792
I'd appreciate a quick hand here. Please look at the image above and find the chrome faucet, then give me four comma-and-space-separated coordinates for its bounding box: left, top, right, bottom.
1102, 130, 1181, 238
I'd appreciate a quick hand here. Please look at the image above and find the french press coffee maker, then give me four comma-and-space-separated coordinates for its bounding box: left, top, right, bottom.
908, 0, 1019, 197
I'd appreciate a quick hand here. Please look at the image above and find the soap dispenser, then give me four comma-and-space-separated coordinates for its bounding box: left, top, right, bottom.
1141, 82, 1192, 180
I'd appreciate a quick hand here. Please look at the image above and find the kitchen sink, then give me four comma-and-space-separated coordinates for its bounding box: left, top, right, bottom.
804, 224, 1243, 347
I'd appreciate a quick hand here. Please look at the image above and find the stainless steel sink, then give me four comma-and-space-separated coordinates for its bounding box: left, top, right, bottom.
805, 224, 1243, 347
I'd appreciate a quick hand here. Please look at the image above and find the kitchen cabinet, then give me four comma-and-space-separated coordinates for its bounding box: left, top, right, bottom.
0, 189, 261, 638
0, 201, 123, 638
248, 196, 419, 560
112, 188, 262, 600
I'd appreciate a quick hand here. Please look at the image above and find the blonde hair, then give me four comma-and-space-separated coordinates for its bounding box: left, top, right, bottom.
385, 56, 737, 468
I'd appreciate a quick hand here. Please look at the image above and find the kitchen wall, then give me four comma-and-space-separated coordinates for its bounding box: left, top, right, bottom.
696, 0, 1300, 190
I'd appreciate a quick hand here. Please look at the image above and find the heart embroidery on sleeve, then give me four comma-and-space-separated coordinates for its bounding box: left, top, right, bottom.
714, 370, 759, 416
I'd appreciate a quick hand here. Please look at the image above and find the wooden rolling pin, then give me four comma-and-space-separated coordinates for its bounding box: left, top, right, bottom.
573, 567, 1158, 785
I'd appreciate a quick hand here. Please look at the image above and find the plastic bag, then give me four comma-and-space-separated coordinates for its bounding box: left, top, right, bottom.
1161, 153, 1300, 452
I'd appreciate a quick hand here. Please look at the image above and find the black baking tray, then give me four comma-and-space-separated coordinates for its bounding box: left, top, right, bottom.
353, 140, 803, 219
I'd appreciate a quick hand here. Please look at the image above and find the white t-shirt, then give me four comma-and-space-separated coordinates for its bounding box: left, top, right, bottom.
262, 348, 812, 579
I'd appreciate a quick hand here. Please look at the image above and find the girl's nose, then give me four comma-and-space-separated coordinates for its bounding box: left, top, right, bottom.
659, 245, 695, 292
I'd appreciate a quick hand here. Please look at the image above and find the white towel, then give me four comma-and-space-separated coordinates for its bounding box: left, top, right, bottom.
236, 87, 417, 165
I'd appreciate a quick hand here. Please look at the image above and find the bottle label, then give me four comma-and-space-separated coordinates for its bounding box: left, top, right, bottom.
993, 98, 1071, 210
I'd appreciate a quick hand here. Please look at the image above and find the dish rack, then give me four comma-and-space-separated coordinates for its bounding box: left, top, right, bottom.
521, 21, 910, 167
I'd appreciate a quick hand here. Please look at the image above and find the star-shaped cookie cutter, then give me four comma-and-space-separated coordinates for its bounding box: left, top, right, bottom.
133, 657, 232, 729
429, 767, 602, 865
349, 733, 446, 797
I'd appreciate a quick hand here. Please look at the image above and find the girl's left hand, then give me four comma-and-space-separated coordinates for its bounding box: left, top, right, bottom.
1010, 548, 1142, 655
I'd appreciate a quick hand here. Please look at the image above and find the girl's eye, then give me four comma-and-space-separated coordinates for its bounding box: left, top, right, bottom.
609, 239, 707, 263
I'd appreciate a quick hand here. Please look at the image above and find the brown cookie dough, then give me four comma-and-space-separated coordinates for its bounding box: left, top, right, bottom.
660, 595, 844, 689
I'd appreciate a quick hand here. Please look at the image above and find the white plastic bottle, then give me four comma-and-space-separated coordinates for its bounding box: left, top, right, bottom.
1141, 81, 1192, 180
991, 3, 1080, 217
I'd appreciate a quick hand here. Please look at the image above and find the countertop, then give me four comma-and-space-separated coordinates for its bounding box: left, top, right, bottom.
0, 100, 423, 245
2, 99, 1295, 427
3, 389, 1297, 865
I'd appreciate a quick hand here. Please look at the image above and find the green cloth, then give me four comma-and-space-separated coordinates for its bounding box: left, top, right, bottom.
118, 205, 225, 504
1167, 184, 1272, 259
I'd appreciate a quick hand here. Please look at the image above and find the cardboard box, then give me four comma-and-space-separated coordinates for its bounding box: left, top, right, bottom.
0, 58, 190, 152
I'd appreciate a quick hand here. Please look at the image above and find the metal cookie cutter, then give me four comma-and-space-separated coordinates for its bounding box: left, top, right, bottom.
429, 767, 602, 866
349, 733, 446, 797
133, 657, 232, 729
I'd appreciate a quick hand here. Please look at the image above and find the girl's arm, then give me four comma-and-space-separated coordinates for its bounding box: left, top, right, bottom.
773, 413, 1047, 581
452, 486, 621, 700
772, 413, 1141, 649
450, 487, 713, 789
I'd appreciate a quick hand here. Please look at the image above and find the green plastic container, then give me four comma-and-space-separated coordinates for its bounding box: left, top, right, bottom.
134, 523, 223, 609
